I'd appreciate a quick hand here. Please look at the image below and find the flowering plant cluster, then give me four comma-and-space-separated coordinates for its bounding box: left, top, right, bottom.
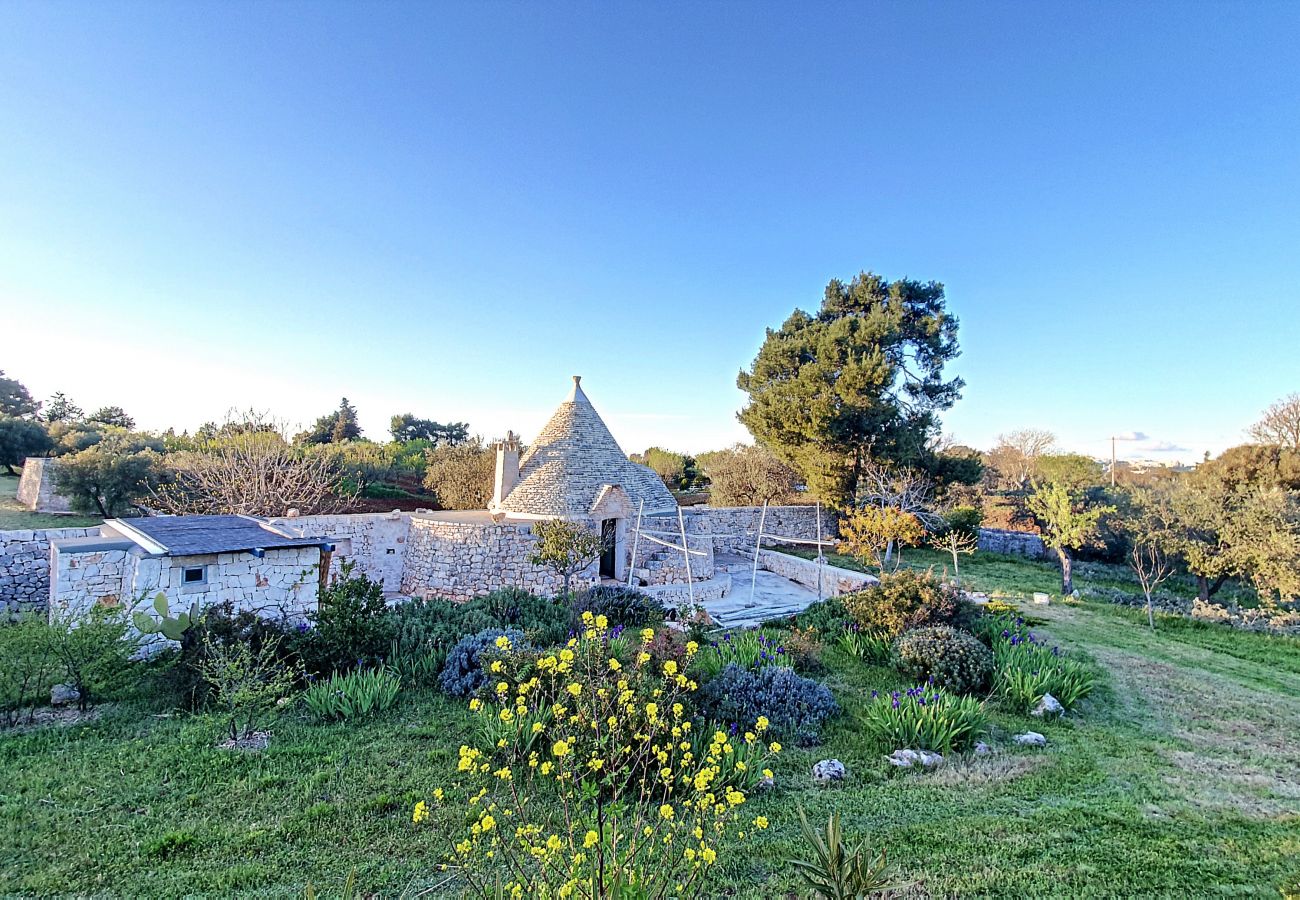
690, 630, 789, 679
861, 680, 986, 753
992, 630, 1094, 712
413, 613, 779, 898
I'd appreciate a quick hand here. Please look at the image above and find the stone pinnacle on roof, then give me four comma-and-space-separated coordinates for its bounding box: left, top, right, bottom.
569, 375, 589, 404
496, 377, 678, 518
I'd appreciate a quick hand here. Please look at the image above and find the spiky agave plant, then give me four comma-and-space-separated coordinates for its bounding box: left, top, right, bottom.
787, 806, 907, 900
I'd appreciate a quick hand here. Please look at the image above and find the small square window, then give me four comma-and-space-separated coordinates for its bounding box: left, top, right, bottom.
182, 566, 206, 585
386, 548, 396, 555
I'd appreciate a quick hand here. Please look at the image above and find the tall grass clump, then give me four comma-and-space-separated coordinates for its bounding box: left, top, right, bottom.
993, 632, 1095, 711
861, 684, 985, 753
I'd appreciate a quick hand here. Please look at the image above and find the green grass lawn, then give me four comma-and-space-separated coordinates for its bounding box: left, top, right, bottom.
786, 544, 1258, 607
2, 573, 1297, 896
0, 471, 102, 530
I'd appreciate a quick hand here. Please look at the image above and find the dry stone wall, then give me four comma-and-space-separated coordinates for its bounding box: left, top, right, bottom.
756, 549, 877, 597
50, 542, 321, 626
270, 512, 410, 591
401, 516, 581, 600
978, 528, 1051, 559
698, 505, 838, 556
630, 514, 715, 585
1, 526, 101, 616
16, 458, 72, 513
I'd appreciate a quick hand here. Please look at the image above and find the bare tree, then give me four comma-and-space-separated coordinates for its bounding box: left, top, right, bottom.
856, 461, 939, 563
1249, 392, 1300, 451
930, 524, 979, 588
1129, 539, 1173, 629
987, 428, 1057, 490
151, 411, 344, 516
1123, 485, 1178, 628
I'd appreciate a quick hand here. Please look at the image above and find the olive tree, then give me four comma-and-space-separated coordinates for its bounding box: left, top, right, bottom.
529, 519, 607, 597
1026, 482, 1113, 594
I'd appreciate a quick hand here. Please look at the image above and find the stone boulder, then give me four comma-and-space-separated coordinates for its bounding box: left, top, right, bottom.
1014, 731, 1048, 747
50, 683, 80, 706
1031, 693, 1064, 718
812, 759, 847, 785
885, 748, 944, 769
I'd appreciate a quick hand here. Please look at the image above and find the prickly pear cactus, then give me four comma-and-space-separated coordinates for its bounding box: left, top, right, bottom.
133, 592, 201, 642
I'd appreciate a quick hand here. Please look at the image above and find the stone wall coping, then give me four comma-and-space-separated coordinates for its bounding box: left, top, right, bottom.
51, 536, 141, 554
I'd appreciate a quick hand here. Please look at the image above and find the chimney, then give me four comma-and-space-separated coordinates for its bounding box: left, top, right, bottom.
492, 430, 521, 509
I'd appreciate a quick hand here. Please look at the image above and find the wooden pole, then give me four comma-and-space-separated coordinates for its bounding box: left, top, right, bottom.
748, 501, 768, 608
627, 499, 644, 588
816, 502, 824, 602
677, 506, 695, 609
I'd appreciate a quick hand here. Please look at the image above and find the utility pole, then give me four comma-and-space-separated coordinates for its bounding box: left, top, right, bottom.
1111, 436, 1117, 488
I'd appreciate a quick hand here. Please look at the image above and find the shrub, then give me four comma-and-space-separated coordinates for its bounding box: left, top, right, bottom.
48, 604, 140, 711
386, 597, 492, 676
439, 627, 527, 698
571, 584, 667, 628
171, 602, 299, 708
698, 664, 838, 746
692, 630, 792, 679
891, 626, 993, 695
993, 632, 1095, 712
862, 684, 986, 753
305, 562, 393, 674
0, 615, 59, 727
303, 666, 401, 721
461, 588, 571, 647
196, 634, 300, 741
841, 570, 960, 637
418, 617, 777, 896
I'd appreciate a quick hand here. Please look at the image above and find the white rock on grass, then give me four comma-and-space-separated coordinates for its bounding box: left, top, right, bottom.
917, 750, 945, 769
812, 759, 848, 784
1014, 731, 1048, 747
973, 741, 993, 757
886, 749, 919, 768
1031, 693, 1064, 718
886, 749, 944, 769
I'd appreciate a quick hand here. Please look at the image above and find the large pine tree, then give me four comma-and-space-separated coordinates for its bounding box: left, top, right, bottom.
737, 271, 963, 506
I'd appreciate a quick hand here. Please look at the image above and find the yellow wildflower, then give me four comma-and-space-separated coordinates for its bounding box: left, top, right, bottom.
754, 815, 769, 829
412, 801, 428, 823
659, 804, 675, 820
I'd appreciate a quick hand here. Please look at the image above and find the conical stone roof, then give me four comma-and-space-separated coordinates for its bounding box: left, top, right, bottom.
499, 377, 678, 518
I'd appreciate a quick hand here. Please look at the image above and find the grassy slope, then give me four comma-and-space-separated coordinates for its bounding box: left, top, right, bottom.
787, 544, 1257, 606
0, 472, 102, 530
2, 567, 1297, 896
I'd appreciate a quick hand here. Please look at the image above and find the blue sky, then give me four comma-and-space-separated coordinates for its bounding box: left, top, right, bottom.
2, 2, 1297, 463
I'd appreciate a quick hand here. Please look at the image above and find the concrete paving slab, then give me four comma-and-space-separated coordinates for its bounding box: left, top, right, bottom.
706, 568, 823, 628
